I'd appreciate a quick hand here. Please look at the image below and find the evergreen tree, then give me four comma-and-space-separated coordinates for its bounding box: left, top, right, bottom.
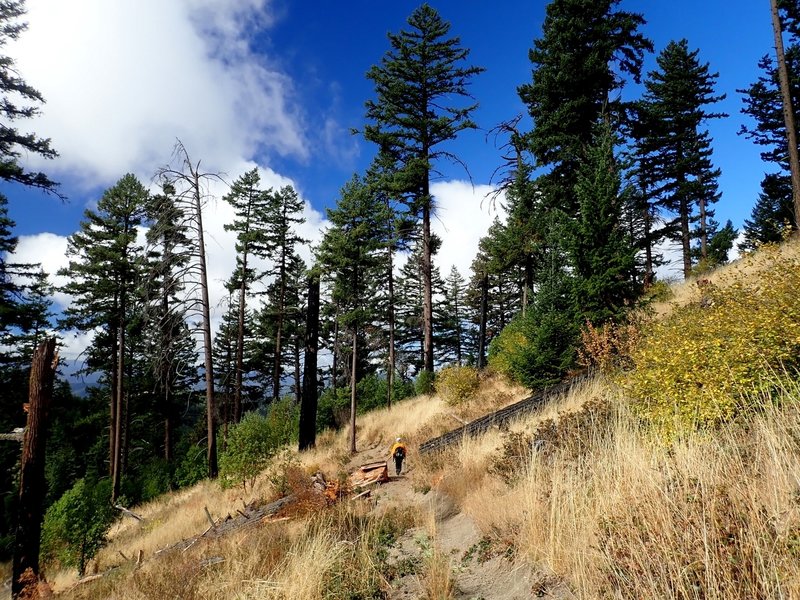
261, 185, 306, 402
438, 266, 467, 365
0, 1, 59, 195
740, 173, 795, 249
569, 121, 638, 325
258, 247, 307, 403
518, 0, 651, 215
739, 27, 800, 233
142, 183, 198, 464
363, 3, 484, 374
316, 175, 389, 453
223, 169, 271, 421
694, 218, 738, 267
636, 39, 727, 278
59, 174, 149, 500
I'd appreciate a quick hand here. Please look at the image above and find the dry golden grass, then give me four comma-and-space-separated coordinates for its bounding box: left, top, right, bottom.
651, 237, 800, 318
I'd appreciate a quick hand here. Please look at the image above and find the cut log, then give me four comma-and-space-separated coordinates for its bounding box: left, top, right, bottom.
348, 461, 389, 489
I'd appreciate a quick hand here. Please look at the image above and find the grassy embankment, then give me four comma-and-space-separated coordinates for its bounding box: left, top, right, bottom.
14, 239, 800, 599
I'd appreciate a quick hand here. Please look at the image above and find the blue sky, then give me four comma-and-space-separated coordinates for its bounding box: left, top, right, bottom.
0, 0, 778, 361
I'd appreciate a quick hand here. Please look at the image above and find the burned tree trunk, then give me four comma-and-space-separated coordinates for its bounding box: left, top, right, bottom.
299, 274, 320, 451
13, 338, 57, 599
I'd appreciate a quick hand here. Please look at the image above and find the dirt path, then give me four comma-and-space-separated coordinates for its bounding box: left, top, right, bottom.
345, 444, 572, 600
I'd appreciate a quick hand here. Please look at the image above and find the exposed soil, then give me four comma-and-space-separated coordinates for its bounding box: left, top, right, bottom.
344, 444, 573, 600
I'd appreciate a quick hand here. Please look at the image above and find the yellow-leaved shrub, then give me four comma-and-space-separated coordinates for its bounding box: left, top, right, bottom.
435, 365, 480, 406
623, 244, 800, 435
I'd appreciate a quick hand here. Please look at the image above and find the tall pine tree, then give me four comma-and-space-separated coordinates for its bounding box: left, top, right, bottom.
636, 39, 726, 278
363, 4, 483, 375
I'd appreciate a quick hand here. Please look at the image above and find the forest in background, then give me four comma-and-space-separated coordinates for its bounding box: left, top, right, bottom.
1, 0, 799, 584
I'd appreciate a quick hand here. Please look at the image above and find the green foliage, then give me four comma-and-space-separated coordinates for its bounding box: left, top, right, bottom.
174, 440, 208, 489
415, 369, 435, 396
569, 120, 639, 324
218, 399, 298, 490
623, 245, 800, 435
317, 374, 415, 431
41, 478, 116, 576
636, 39, 727, 277
435, 365, 479, 406
488, 292, 578, 389
136, 458, 172, 502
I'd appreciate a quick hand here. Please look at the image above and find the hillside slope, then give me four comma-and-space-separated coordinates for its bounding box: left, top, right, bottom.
20, 239, 800, 599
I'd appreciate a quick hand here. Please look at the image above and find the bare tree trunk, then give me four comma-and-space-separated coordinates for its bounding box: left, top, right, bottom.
294, 336, 301, 404
13, 338, 57, 599
477, 273, 488, 369
771, 0, 800, 229
331, 315, 339, 394
235, 251, 247, 423
680, 196, 692, 278
349, 329, 358, 454
421, 199, 434, 373
299, 275, 320, 451
698, 193, 708, 261
158, 140, 219, 478
111, 318, 125, 501
643, 203, 654, 289
386, 241, 396, 409
194, 170, 218, 478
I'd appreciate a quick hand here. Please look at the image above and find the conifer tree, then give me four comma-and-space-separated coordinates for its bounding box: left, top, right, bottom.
739, 18, 800, 233
317, 175, 388, 453
59, 174, 149, 499
142, 184, 198, 463
519, 0, 650, 214
636, 39, 726, 278
569, 121, 638, 324
261, 185, 306, 402
223, 169, 271, 421
0, 1, 60, 196
740, 174, 795, 249
363, 3, 484, 374
438, 266, 467, 365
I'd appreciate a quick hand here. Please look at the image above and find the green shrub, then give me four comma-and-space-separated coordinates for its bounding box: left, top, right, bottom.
488, 309, 578, 388
435, 365, 479, 405
218, 398, 298, 490
415, 369, 435, 396
623, 244, 800, 436
174, 438, 208, 488
137, 458, 172, 502
41, 478, 116, 576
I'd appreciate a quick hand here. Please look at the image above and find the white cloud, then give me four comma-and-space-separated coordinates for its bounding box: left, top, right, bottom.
430, 180, 506, 280
10, 0, 306, 187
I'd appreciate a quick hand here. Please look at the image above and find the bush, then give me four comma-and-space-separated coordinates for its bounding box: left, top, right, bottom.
41, 478, 116, 576
136, 458, 172, 502
577, 319, 640, 373
415, 369, 435, 396
218, 398, 298, 490
623, 244, 800, 435
488, 309, 578, 388
435, 365, 479, 406
174, 432, 208, 488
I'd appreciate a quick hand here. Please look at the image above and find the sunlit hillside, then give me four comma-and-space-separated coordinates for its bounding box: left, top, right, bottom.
8, 238, 800, 599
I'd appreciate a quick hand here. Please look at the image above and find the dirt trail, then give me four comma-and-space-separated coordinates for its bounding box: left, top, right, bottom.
344, 444, 571, 600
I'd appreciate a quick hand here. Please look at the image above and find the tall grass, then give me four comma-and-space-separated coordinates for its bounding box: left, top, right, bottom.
448, 377, 800, 598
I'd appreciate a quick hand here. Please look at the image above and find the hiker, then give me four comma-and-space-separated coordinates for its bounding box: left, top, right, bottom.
389, 437, 408, 476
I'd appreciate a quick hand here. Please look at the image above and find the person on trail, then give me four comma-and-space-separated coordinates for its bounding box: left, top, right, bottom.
389, 437, 408, 476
